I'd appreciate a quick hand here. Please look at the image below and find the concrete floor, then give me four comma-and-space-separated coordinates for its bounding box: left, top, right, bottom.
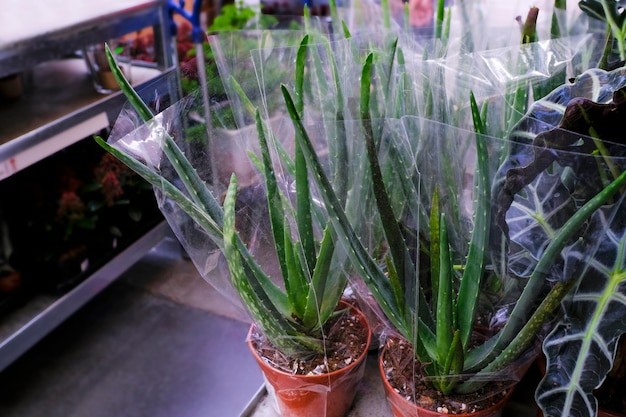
0, 239, 264, 417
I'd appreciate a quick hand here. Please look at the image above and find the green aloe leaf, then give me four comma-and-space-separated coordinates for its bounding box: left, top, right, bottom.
223, 175, 322, 355
436, 213, 454, 365
294, 37, 316, 276
99, 45, 333, 358
438, 330, 463, 395
255, 109, 290, 285
456, 114, 490, 349
304, 225, 341, 330
281, 82, 407, 337
104, 44, 222, 223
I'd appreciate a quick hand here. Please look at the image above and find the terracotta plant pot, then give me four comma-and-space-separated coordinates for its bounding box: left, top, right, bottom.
247, 302, 371, 417
379, 341, 536, 417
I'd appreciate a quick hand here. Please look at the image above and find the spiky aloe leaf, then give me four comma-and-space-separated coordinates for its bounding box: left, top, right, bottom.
293, 36, 316, 276
434, 0, 445, 41
283, 222, 308, 320
304, 225, 344, 330
361, 54, 434, 335
436, 213, 454, 365
551, 0, 566, 38
231, 37, 346, 332
94, 136, 223, 241
429, 189, 441, 309
223, 175, 323, 356
456, 93, 491, 349
255, 109, 290, 285
361, 54, 413, 296
438, 330, 463, 395
103, 44, 222, 223
281, 82, 407, 337
292, 36, 348, 329
100, 45, 335, 358
537, 202, 626, 417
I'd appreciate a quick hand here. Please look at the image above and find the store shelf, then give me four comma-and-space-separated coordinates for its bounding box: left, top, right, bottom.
0, 0, 171, 78
0, 220, 173, 372
0, 58, 172, 179
0, 0, 179, 371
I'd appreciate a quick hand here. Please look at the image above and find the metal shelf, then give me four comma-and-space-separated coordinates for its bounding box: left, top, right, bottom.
0, 0, 180, 370
0, 59, 175, 179
0, 0, 171, 78
0, 0, 177, 180
0, 221, 174, 372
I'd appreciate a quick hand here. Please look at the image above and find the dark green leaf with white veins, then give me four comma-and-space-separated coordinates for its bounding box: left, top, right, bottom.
537, 201, 626, 417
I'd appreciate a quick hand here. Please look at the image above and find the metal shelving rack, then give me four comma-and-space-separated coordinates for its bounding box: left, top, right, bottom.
0, 0, 179, 372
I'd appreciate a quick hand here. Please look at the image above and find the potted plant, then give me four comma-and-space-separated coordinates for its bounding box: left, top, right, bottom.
95, 44, 371, 417
96, 0, 626, 415
257, 0, 626, 413
281, 42, 626, 414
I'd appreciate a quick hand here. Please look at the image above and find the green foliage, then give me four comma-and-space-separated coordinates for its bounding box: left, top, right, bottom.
579, 0, 626, 64
208, 1, 278, 32
209, 2, 257, 31
95, 44, 348, 359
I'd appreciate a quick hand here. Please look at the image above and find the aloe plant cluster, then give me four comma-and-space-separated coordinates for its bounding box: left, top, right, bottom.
95, 44, 353, 361
278, 0, 626, 410
283, 50, 626, 398
95, 0, 626, 415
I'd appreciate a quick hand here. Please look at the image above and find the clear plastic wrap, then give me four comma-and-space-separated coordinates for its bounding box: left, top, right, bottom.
101, 1, 626, 416
106, 27, 376, 416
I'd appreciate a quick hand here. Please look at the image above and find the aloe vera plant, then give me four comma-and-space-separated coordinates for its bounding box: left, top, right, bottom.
94, 44, 352, 361
277, 40, 626, 404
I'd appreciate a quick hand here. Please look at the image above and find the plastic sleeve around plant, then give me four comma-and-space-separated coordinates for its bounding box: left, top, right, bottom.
100, 5, 623, 414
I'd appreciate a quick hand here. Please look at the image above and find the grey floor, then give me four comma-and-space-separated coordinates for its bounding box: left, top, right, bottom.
0, 239, 264, 417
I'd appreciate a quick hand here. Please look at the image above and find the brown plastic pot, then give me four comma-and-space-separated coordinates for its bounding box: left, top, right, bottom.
379, 342, 536, 417
247, 302, 371, 417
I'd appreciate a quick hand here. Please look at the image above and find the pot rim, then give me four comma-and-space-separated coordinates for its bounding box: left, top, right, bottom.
247, 300, 372, 380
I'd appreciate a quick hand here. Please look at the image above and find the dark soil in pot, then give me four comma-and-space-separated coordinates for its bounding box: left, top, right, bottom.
249, 301, 370, 375
381, 336, 535, 415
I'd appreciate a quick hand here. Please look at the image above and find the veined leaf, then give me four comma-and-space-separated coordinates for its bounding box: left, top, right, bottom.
537, 202, 626, 417
463, 168, 626, 389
